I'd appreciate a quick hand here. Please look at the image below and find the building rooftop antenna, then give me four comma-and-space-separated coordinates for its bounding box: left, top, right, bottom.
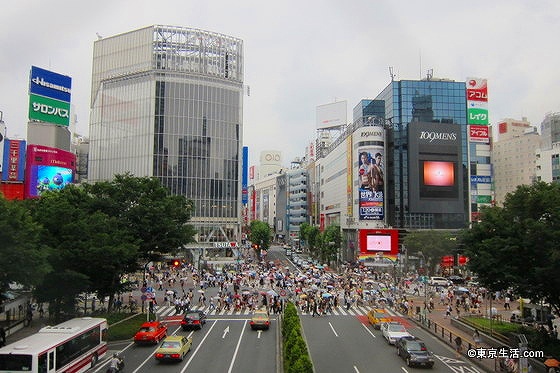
389, 66, 395, 81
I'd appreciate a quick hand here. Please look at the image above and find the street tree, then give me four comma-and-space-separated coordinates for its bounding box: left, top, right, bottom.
249, 220, 271, 252
403, 230, 458, 275
28, 185, 139, 318
299, 223, 320, 256
318, 225, 342, 265
460, 182, 560, 314
0, 195, 50, 298
83, 173, 196, 258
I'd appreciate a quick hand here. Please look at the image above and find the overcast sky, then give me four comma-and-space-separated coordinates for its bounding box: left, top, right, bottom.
2, 0, 559, 165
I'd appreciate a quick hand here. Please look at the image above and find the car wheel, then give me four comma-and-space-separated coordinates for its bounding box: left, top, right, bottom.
406, 357, 412, 367
429, 363, 434, 369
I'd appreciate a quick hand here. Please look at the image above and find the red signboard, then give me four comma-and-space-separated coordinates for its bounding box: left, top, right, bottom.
469, 125, 489, 143
466, 79, 488, 102
24, 144, 76, 199
358, 229, 399, 257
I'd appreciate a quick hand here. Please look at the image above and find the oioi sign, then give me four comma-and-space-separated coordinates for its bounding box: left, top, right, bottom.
28, 66, 72, 126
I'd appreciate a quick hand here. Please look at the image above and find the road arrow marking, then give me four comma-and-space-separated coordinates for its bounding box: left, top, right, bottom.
223, 326, 230, 338
257, 330, 262, 339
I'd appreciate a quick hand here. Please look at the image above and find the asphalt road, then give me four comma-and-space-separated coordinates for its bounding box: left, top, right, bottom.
88, 246, 487, 372
92, 313, 278, 373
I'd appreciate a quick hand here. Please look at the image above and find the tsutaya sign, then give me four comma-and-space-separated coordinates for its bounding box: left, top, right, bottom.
213, 242, 239, 248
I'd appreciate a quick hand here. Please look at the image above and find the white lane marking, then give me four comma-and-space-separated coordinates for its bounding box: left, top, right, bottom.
362, 323, 376, 338
227, 320, 248, 373
180, 320, 218, 373
329, 322, 339, 337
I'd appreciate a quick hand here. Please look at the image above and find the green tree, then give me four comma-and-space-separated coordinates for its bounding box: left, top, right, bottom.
318, 225, 341, 265
249, 220, 271, 251
299, 223, 320, 256
84, 173, 196, 258
0, 196, 50, 297
460, 182, 560, 314
403, 230, 458, 275
29, 185, 139, 318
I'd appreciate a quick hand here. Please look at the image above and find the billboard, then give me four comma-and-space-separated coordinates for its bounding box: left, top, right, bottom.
358, 229, 399, 259
242, 146, 248, 205
2, 139, 26, 182
28, 66, 72, 126
28, 94, 71, 126
469, 125, 489, 143
0, 124, 5, 173
354, 127, 385, 221
25, 145, 76, 198
408, 122, 464, 213
466, 78, 488, 125
316, 101, 347, 130
30, 66, 72, 103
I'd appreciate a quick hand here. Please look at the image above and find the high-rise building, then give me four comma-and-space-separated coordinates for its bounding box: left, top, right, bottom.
374, 78, 470, 229
88, 25, 244, 244
492, 118, 540, 205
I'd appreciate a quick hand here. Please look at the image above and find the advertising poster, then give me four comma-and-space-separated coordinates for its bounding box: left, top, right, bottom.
355, 126, 385, 220
25, 145, 76, 198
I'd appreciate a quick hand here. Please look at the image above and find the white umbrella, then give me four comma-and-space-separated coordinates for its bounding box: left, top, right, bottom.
197, 289, 205, 294
267, 289, 278, 297
166, 290, 174, 295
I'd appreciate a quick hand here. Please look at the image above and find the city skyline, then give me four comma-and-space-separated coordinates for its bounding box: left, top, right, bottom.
1, 0, 559, 165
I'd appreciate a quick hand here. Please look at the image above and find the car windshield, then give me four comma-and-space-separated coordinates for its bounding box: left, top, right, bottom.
408, 341, 427, 351
388, 324, 406, 332
186, 313, 200, 319
139, 326, 155, 332
161, 341, 180, 349
374, 313, 387, 318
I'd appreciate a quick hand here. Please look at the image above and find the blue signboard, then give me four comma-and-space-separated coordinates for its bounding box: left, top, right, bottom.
242, 146, 248, 204
470, 175, 492, 184
29, 66, 72, 103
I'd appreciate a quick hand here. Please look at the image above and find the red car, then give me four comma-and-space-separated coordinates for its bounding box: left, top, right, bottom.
134, 321, 168, 344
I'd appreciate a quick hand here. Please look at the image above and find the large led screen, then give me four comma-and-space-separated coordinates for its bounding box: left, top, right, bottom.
32, 165, 74, 196
366, 234, 391, 252
408, 122, 464, 213
25, 145, 76, 199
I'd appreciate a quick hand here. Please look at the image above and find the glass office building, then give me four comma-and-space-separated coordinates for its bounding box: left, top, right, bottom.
88, 25, 244, 242
375, 79, 469, 229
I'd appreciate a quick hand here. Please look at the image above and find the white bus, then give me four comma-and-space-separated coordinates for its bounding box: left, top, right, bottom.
0, 317, 108, 373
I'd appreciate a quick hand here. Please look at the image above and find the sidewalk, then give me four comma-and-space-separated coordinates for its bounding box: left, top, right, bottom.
401, 294, 520, 372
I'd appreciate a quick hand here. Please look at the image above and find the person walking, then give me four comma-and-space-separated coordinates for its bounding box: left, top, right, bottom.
473, 329, 482, 348
454, 336, 463, 357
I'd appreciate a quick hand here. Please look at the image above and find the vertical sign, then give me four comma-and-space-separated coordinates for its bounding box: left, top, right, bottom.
0, 124, 6, 173
354, 127, 385, 221
346, 135, 353, 216
242, 146, 248, 205
3, 140, 26, 182
466, 78, 488, 125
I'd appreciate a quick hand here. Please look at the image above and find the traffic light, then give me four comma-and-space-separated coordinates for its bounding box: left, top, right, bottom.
398, 229, 408, 251
172, 259, 181, 267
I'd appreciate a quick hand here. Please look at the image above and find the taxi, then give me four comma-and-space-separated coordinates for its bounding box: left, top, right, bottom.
133, 321, 167, 344
367, 308, 392, 329
250, 309, 271, 330
154, 335, 193, 362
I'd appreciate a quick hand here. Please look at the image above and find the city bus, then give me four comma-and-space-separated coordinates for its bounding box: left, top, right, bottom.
0, 317, 108, 373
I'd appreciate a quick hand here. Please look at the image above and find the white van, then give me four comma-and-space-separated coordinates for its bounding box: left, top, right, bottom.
429, 276, 451, 287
